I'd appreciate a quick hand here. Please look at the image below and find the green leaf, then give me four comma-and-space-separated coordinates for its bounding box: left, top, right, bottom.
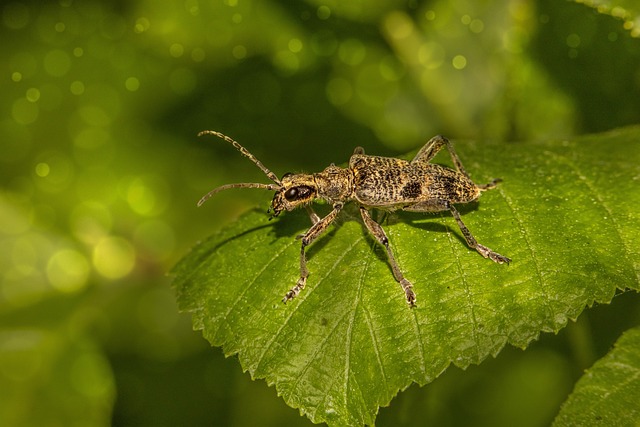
553, 325, 640, 426
172, 126, 640, 426
573, 0, 640, 37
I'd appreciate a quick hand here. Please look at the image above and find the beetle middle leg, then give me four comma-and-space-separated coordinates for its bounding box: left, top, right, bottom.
283, 203, 343, 303
411, 135, 470, 175
360, 207, 416, 307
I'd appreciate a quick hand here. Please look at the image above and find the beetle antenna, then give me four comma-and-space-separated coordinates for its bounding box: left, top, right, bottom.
198, 182, 281, 207
198, 130, 282, 185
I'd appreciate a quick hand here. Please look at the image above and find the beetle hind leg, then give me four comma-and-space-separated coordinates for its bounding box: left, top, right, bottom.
477, 178, 502, 191
449, 204, 511, 264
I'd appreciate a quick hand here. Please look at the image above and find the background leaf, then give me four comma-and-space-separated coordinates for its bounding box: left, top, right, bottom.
0, 327, 115, 427
573, 0, 640, 38
173, 126, 640, 426
553, 325, 640, 426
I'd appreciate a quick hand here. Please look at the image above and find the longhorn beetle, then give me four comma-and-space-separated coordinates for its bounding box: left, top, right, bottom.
198, 130, 511, 307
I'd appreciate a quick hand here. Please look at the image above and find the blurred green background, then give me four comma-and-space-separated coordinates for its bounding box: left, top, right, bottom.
1, 0, 639, 426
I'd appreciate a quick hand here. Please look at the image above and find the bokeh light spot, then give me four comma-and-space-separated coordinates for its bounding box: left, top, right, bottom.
452, 54, 467, 70
70, 201, 112, 244
317, 5, 330, 20
125, 77, 140, 92
134, 220, 175, 262
566, 33, 581, 48
34, 152, 74, 192
73, 47, 84, 57
35, 162, 49, 177
232, 45, 246, 59
3, 2, 30, 29
503, 29, 523, 54
46, 249, 90, 293
310, 30, 338, 56
186, 0, 199, 15
43, 49, 71, 77
70, 80, 85, 95
12, 72, 22, 82
12, 97, 39, 124
26, 87, 40, 102
418, 42, 445, 70
191, 47, 205, 62
73, 126, 109, 150
288, 38, 303, 53
10, 52, 37, 79
69, 352, 113, 398
78, 104, 111, 126
356, 64, 397, 107
134, 17, 150, 33
385, 11, 413, 40
469, 19, 484, 33
81, 84, 121, 119
54, 21, 65, 32
338, 39, 366, 66
379, 56, 404, 81
93, 236, 136, 280
0, 199, 30, 235
273, 50, 300, 72
169, 43, 184, 58
10, 235, 38, 275
124, 175, 169, 216
127, 178, 156, 216
0, 331, 43, 382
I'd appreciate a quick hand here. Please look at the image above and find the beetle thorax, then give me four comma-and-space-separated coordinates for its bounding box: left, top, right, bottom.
313, 165, 354, 203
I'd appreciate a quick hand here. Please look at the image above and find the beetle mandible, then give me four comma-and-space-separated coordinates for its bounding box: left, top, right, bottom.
197, 130, 511, 307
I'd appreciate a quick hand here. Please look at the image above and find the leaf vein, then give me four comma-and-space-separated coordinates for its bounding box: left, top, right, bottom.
497, 187, 556, 323
213, 234, 297, 340
362, 301, 389, 393
569, 159, 638, 283
253, 233, 366, 375
445, 226, 481, 360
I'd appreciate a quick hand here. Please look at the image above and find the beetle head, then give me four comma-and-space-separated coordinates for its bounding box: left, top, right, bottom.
269, 173, 317, 218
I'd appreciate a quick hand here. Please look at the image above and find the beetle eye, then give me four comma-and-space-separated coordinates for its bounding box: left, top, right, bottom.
284, 188, 298, 201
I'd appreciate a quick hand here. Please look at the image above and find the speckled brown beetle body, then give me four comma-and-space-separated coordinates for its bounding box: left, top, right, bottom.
198, 131, 511, 307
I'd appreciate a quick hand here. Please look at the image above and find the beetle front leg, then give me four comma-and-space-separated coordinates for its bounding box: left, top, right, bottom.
283, 203, 343, 303
360, 207, 416, 307
305, 205, 320, 225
